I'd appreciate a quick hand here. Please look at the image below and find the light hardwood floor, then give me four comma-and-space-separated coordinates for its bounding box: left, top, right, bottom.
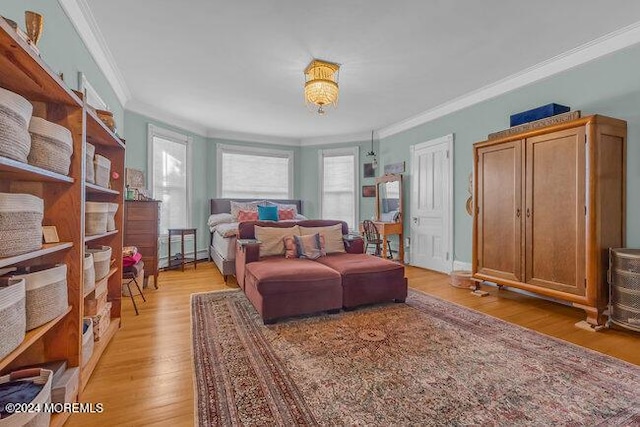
68, 262, 640, 426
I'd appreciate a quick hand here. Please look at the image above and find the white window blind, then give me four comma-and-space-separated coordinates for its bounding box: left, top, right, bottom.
217, 145, 293, 199
320, 148, 358, 229
148, 126, 191, 235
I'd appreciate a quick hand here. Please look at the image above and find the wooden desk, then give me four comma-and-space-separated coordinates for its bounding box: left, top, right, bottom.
360, 221, 404, 262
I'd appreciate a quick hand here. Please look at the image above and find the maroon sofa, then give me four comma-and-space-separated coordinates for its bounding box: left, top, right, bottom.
235, 220, 408, 323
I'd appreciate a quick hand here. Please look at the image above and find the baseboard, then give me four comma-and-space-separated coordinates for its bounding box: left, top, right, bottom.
453, 260, 472, 271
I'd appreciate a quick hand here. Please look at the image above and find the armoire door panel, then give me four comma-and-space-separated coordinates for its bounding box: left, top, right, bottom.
476, 141, 522, 281
525, 127, 586, 295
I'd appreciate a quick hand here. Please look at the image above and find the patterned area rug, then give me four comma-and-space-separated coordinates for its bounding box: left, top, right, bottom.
191, 289, 640, 426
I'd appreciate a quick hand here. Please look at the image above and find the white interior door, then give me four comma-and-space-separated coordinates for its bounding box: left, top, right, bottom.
410, 134, 453, 273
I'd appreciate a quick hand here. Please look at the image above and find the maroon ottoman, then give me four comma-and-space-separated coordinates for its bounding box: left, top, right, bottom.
244, 257, 342, 323
315, 253, 407, 309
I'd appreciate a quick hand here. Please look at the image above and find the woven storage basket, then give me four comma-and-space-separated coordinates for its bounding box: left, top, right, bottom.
450, 270, 475, 289
27, 117, 73, 175
0, 278, 26, 360
85, 202, 108, 236
83, 253, 95, 297
94, 154, 111, 188
106, 203, 118, 231
85, 142, 95, 183
0, 193, 43, 257
0, 368, 52, 427
0, 87, 32, 163
81, 318, 94, 367
87, 246, 112, 281
11, 264, 68, 331
92, 301, 112, 341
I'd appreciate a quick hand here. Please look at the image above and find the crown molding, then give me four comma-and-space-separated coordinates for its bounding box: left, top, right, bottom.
58, 0, 131, 106
126, 99, 209, 137
378, 20, 640, 139
207, 129, 300, 147
299, 132, 371, 146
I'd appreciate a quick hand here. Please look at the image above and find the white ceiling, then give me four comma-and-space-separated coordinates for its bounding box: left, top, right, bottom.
83, 1, 640, 141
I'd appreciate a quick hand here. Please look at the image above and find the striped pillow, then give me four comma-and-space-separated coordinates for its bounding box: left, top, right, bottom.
283, 236, 297, 258
237, 210, 258, 222
278, 208, 296, 221
293, 233, 326, 260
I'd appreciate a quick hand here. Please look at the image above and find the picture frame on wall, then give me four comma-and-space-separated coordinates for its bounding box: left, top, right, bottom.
362, 185, 376, 198
363, 163, 375, 178
384, 161, 405, 175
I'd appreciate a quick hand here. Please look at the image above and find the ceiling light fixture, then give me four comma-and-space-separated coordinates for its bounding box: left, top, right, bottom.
366, 130, 377, 169
304, 59, 340, 115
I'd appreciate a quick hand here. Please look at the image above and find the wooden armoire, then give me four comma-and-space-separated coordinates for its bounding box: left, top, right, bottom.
472, 115, 626, 329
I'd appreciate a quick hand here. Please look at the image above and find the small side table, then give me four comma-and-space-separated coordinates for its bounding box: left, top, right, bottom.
167, 228, 198, 272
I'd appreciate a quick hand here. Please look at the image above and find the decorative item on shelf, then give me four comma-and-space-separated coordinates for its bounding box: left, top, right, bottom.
509, 103, 570, 127
42, 225, 59, 243
362, 185, 376, 198
86, 245, 112, 281
96, 109, 116, 133
24, 11, 43, 55
85, 142, 95, 183
304, 59, 340, 115
489, 110, 581, 140
27, 116, 73, 175
384, 161, 405, 175
366, 130, 378, 170
92, 301, 112, 341
0, 193, 43, 258
83, 253, 95, 296
106, 203, 118, 231
94, 154, 111, 188
0, 86, 33, 163
85, 202, 108, 235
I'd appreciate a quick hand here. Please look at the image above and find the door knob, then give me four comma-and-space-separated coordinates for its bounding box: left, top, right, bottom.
516, 208, 521, 218
526, 208, 531, 218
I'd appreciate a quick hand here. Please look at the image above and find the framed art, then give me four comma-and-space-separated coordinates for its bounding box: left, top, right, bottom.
42, 226, 60, 243
384, 161, 405, 175
363, 163, 375, 178
362, 185, 376, 198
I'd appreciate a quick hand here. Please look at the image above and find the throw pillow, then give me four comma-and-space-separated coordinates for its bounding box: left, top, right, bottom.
299, 224, 345, 254
278, 208, 296, 221
283, 236, 297, 258
237, 210, 258, 222
265, 201, 298, 215
294, 233, 326, 260
258, 205, 278, 221
230, 200, 264, 220
255, 225, 300, 257
207, 213, 234, 229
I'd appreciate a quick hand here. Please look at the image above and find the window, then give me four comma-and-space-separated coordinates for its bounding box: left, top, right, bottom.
319, 147, 359, 230
147, 124, 192, 235
217, 144, 293, 199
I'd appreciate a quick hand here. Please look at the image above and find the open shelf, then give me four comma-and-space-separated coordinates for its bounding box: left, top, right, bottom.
85, 182, 120, 195
0, 19, 82, 107
0, 306, 72, 372
0, 156, 74, 183
0, 243, 73, 269
84, 267, 118, 298
85, 230, 118, 243
81, 317, 120, 391
86, 108, 125, 149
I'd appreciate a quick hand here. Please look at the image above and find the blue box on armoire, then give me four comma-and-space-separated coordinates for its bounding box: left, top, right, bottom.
510, 103, 570, 127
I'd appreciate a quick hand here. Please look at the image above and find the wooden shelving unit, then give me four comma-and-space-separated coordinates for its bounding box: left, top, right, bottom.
0, 16, 126, 422
84, 267, 117, 298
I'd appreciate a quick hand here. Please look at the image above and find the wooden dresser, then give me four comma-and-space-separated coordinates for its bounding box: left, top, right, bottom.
124, 200, 161, 287
473, 115, 626, 329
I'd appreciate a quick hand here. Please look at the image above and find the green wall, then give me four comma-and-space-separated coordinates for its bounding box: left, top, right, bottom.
381, 43, 640, 264
2, 0, 124, 127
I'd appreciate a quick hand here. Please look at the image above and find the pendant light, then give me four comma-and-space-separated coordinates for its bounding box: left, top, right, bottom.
366, 130, 377, 169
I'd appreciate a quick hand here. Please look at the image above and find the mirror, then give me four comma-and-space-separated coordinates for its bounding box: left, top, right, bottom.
375, 174, 403, 222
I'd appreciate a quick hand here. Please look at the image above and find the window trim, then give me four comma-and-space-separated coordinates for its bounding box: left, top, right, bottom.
147, 124, 193, 235
216, 143, 294, 198
318, 146, 360, 230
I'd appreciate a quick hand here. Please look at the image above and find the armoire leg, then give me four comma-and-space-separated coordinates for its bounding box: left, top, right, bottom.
574, 306, 606, 331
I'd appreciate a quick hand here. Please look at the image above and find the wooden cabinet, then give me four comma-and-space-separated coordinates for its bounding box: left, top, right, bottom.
473, 115, 626, 329
0, 17, 125, 424
124, 200, 160, 287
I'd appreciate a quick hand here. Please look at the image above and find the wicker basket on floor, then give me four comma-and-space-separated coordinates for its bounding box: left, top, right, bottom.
85, 142, 95, 183
0, 278, 26, 360
94, 154, 111, 188
0, 87, 32, 163
87, 246, 112, 281
85, 202, 108, 236
11, 264, 68, 331
83, 253, 95, 297
0, 193, 43, 258
27, 117, 73, 175
0, 368, 53, 427
450, 270, 475, 289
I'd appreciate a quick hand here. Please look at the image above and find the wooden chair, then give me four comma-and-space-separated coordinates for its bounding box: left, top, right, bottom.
362, 220, 394, 258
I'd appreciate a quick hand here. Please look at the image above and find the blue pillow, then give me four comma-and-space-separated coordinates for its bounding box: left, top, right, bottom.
258, 205, 278, 221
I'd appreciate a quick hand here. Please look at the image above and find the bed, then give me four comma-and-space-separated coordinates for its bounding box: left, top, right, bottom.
208, 198, 303, 282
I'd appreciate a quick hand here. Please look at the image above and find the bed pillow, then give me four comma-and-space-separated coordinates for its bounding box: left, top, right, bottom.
207, 213, 234, 230
237, 210, 258, 222
265, 201, 298, 215
294, 233, 326, 260
299, 224, 345, 254
255, 225, 300, 257
230, 200, 264, 220
258, 205, 278, 221
278, 208, 296, 221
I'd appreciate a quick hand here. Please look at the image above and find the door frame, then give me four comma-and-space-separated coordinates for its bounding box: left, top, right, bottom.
409, 133, 454, 272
